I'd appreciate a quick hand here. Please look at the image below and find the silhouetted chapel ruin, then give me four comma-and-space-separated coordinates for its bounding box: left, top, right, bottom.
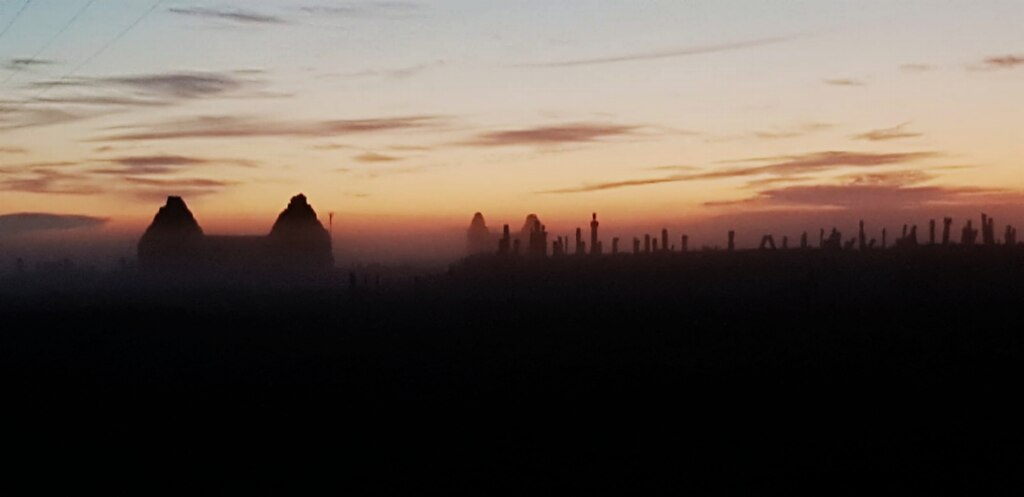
139, 194, 333, 272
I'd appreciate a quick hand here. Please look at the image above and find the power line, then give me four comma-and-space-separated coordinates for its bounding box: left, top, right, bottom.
1, 0, 166, 119
37, 0, 166, 96
2, 0, 97, 86
0, 0, 33, 43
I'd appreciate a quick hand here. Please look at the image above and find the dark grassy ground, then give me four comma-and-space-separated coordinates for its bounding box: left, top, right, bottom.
2, 248, 1022, 493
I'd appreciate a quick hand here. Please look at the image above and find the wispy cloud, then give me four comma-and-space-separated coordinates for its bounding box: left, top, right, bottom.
0, 213, 107, 237
99, 72, 249, 98
0, 146, 27, 154
704, 123, 832, 143
824, 78, 865, 87
338, 60, 445, 79
980, 55, 1024, 69
0, 107, 105, 130
649, 165, 698, 172
168, 7, 286, 24
96, 115, 442, 141
520, 35, 797, 68
754, 123, 832, 139
0, 167, 102, 195
122, 176, 236, 201
851, 122, 921, 142
354, 152, 402, 162
542, 151, 938, 193
465, 123, 638, 147
299, 2, 421, 18
708, 183, 997, 210
89, 154, 258, 175
900, 63, 935, 72
4, 58, 55, 71
0, 71, 262, 129
33, 71, 254, 99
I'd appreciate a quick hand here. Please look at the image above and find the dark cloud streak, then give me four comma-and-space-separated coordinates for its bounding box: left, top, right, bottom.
168, 7, 286, 24
981, 55, 1024, 69
466, 123, 638, 147
542, 151, 938, 194
521, 35, 797, 68
852, 123, 921, 142
0, 213, 108, 237
96, 115, 443, 141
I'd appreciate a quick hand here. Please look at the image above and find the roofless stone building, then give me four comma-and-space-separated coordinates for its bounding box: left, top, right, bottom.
138, 194, 333, 272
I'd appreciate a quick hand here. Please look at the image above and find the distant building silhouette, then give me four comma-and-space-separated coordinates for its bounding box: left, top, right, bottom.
518, 214, 543, 250
982, 213, 996, 245
466, 212, 492, 255
498, 225, 511, 255
139, 194, 332, 272
895, 225, 918, 248
822, 228, 842, 250
961, 220, 978, 245
528, 220, 548, 257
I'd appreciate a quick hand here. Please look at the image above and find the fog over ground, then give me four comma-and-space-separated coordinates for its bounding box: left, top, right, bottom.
4, 203, 1024, 273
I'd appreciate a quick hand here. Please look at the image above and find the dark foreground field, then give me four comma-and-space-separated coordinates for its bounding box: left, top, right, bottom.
2, 248, 1023, 493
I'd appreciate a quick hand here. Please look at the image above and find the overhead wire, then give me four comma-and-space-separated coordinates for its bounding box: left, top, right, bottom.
0, 0, 33, 43
0, 0, 167, 125
2, 0, 98, 86
30, 0, 166, 101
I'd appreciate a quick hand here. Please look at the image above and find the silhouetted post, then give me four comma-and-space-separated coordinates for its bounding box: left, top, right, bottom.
942, 218, 953, 245
800, 232, 808, 249
498, 224, 511, 254
858, 220, 866, 251
633, 237, 640, 254
902, 224, 908, 238
575, 228, 584, 255
982, 214, 996, 245
644, 234, 651, 254
1005, 226, 1017, 246
882, 228, 887, 248
728, 231, 735, 252
652, 239, 659, 252
661, 229, 669, 253
929, 219, 936, 245
896, 225, 919, 248
528, 223, 548, 257
681, 235, 689, 253
612, 237, 620, 254
590, 213, 600, 255
819, 228, 825, 248
962, 220, 978, 245
823, 228, 842, 250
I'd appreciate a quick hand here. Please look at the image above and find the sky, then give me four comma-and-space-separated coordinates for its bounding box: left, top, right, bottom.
0, 1, 1023, 263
